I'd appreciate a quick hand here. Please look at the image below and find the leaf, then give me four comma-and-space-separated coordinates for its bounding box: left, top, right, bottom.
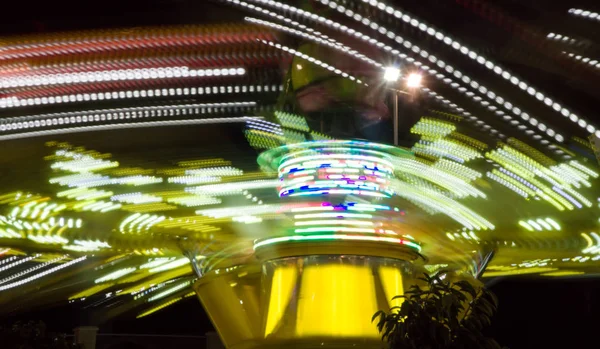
476, 297, 496, 317
481, 314, 492, 327
441, 294, 453, 309
399, 302, 413, 317
455, 280, 477, 298
372, 310, 385, 323
487, 290, 500, 307
417, 273, 432, 283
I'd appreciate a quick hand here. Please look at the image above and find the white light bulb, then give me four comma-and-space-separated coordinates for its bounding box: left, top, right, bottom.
383, 67, 401, 82
406, 73, 423, 88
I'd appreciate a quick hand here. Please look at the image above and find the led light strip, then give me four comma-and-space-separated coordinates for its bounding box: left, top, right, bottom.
581, 232, 600, 254
435, 159, 483, 182
278, 152, 396, 198
185, 167, 244, 176
121, 214, 158, 233
132, 280, 178, 299
51, 173, 161, 188
420, 88, 508, 140
390, 178, 494, 230
488, 146, 588, 208
0, 255, 87, 291
294, 212, 373, 219
541, 271, 585, 277
329, 0, 564, 142
0, 255, 40, 273
0, 101, 256, 133
289, 203, 391, 213
196, 204, 281, 218
245, 0, 527, 142
550, 164, 592, 188
279, 152, 395, 172
305, 0, 559, 144
95, 267, 137, 284
0, 255, 69, 285
546, 33, 580, 46
398, 157, 486, 199
64, 240, 111, 252
245, 17, 382, 68
488, 171, 532, 198
253, 234, 421, 252
246, 119, 284, 136
286, 189, 389, 198
0, 84, 281, 109
483, 267, 557, 277
236, 0, 564, 145
148, 258, 190, 273
111, 193, 162, 204
570, 161, 599, 178
187, 179, 280, 195
564, 52, 600, 70
568, 8, 600, 21
234, 0, 350, 51
0, 117, 263, 141
0, 67, 246, 89
296, 220, 374, 226
518, 218, 561, 232
0, 256, 18, 266
259, 40, 365, 84
140, 258, 177, 270
136, 297, 183, 318
0, 24, 268, 58
357, 0, 596, 136
295, 227, 396, 235
167, 196, 222, 207
147, 280, 191, 302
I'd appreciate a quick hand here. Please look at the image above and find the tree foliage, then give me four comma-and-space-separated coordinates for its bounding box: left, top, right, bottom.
373, 273, 505, 349
0, 321, 80, 349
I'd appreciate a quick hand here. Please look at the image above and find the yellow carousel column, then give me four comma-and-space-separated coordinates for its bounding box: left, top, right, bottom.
194, 241, 425, 349
253, 239, 424, 349
194, 264, 263, 349
295, 262, 378, 338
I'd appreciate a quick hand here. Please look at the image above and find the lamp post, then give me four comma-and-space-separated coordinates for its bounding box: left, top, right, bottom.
384, 68, 422, 146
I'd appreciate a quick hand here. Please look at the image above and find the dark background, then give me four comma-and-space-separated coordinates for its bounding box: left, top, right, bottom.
5, 277, 600, 349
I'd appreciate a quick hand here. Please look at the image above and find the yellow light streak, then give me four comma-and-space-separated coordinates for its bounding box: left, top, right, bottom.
483, 267, 556, 277
541, 271, 585, 277
136, 297, 183, 318
121, 203, 177, 213
69, 283, 115, 300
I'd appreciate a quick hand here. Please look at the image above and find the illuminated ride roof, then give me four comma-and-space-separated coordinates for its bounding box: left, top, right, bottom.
0, 0, 599, 320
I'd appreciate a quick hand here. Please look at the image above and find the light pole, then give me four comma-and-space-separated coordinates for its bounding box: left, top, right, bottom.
383, 67, 401, 146
394, 89, 399, 146
384, 68, 422, 146
388, 88, 410, 146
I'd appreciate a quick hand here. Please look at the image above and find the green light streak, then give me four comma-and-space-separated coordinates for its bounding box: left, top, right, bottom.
253, 234, 421, 252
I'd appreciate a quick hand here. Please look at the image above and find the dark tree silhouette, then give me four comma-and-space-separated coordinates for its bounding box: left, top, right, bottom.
373, 273, 506, 349
0, 320, 80, 349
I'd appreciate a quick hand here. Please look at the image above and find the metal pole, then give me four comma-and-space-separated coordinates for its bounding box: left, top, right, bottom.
393, 92, 399, 146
